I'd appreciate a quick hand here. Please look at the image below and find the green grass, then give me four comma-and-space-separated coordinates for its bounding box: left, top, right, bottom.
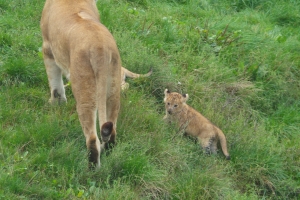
1, 0, 300, 199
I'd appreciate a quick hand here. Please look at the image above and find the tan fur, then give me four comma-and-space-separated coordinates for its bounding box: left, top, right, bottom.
63, 66, 152, 90
163, 89, 230, 160
121, 67, 152, 90
41, 0, 121, 168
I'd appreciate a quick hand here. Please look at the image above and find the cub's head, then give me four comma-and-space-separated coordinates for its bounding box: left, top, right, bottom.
164, 89, 188, 115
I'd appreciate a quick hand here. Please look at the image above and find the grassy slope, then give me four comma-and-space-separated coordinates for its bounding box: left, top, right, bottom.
0, 0, 299, 199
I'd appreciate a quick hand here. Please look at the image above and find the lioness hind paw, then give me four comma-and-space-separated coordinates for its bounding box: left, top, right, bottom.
101, 122, 113, 142
88, 138, 100, 169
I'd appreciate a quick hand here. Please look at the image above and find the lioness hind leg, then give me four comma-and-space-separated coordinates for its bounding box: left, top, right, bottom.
42, 44, 67, 104
76, 105, 101, 168
71, 67, 101, 168
104, 93, 120, 149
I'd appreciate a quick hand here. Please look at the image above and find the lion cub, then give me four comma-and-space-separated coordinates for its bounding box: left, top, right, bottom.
163, 89, 230, 160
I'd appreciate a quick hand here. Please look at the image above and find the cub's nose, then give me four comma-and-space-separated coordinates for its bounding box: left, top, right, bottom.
168, 110, 172, 114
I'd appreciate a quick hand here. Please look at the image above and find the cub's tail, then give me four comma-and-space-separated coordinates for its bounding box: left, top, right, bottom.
123, 67, 153, 79
217, 129, 230, 160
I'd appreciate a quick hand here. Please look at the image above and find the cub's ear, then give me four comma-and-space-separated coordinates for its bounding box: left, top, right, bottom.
164, 89, 169, 102
164, 89, 170, 96
182, 93, 189, 102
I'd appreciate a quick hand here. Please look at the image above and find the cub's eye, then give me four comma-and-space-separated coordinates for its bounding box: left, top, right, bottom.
174, 105, 178, 107
167, 103, 170, 105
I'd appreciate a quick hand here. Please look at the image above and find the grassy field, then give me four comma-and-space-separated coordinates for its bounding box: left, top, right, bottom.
1, 0, 300, 199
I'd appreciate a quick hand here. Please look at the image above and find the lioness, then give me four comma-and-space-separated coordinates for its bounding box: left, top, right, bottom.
41, 0, 121, 168
163, 89, 230, 160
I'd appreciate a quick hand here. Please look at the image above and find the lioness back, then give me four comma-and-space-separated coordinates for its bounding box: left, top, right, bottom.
41, 0, 121, 168
163, 89, 230, 160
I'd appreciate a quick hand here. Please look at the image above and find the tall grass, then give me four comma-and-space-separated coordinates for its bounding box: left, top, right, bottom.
0, 0, 299, 199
